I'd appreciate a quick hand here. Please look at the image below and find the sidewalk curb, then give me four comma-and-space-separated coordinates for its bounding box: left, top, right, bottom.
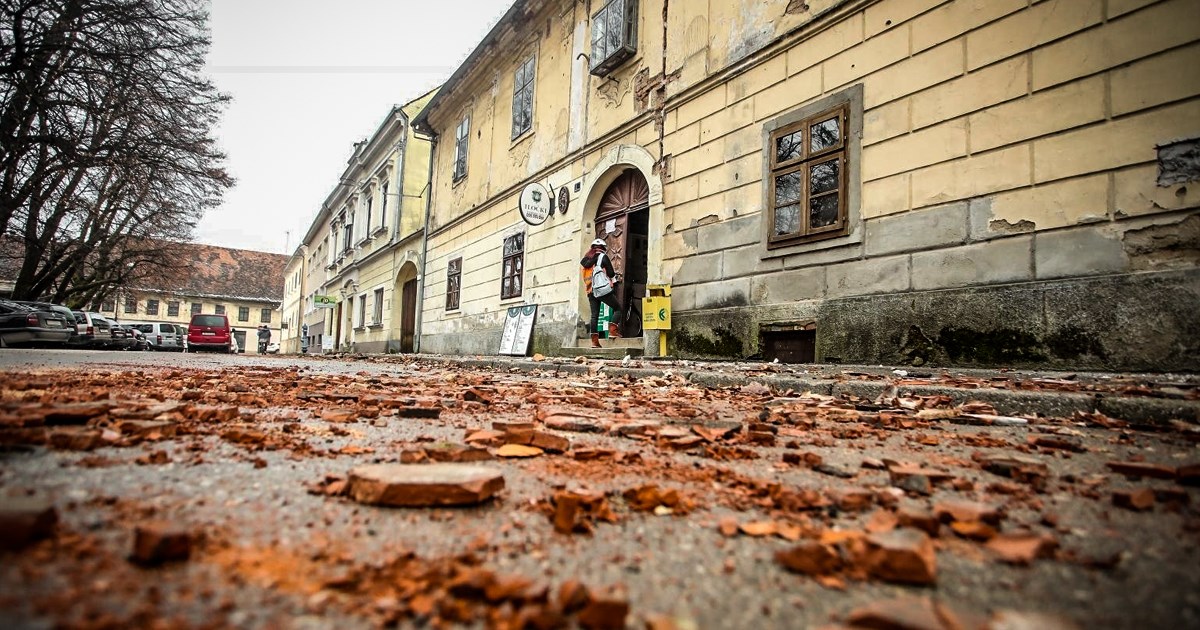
410, 355, 1200, 426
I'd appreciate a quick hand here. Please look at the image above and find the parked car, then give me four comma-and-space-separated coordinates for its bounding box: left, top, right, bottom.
128, 322, 184, 351
105, 321, 136, 350
71, 311, 112, 348
121, 325, 149, 351
0, 300, 73, 347
266, 341, 280, 354
15, 301, 82, 346
187, 313, 234, 353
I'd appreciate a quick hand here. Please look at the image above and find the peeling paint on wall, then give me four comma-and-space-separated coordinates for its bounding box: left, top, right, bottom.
1123, 214, 1200, 271
785, 1, 810, 14
1157, 138, 1200, 186
989, 218, 1036, 233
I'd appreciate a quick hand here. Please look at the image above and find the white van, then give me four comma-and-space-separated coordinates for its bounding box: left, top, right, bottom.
125, 322, 184, 351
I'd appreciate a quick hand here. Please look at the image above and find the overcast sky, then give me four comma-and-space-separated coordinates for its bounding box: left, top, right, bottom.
194, 0, 511, 254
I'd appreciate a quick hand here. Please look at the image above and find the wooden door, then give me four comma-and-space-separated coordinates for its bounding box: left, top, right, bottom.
595, 170, 649, 330
400, 278, 417, 353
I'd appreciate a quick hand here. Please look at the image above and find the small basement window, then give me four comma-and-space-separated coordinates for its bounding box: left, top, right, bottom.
760, 323, 816, 364
590, 0, 638, 76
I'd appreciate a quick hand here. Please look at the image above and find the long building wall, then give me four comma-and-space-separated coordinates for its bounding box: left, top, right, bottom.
418, 0, 1200, 370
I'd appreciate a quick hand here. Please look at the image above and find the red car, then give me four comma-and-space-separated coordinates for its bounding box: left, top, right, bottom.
187, 313, 234, 353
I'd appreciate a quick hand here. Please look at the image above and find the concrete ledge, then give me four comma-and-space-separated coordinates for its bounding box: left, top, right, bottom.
405, 354, 1199, 426
1094, 395, 1200, 425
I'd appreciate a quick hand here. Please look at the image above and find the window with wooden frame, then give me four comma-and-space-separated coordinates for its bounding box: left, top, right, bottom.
373, 288, 384, 325
167, 301, 179, 317
260, 308, 271, 323
590, 0, 638, 76
767, 103, 849, 248
512, 55, 536, 139
453, 116, 469, 182
357, 294, 367, 328
124, 297, 137, 314
445, 257, 462, 311
500, 233, 524, 300
146, 299, 159, 316
238, 306, 249, 322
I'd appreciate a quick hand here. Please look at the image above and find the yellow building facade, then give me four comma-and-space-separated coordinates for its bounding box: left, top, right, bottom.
280, 252, 305, 353
413, 0, 1199, 370
296, 89, 437, 354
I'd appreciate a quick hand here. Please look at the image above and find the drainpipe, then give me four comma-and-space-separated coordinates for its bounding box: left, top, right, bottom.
391, 113, 408, 241
413, 129, 438, 354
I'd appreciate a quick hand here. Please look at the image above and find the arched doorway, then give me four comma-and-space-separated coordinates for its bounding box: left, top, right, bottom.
391, 262, 419, 353
595, 169, 649, 337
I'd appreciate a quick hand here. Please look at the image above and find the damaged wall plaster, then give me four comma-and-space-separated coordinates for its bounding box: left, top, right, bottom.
1157, 137, 1200, 186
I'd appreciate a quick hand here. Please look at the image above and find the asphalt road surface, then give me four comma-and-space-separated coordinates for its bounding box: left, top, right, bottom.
0, 348, 1197, 629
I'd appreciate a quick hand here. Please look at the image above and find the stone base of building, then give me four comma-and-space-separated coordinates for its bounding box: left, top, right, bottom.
670, 269, 1200, 372
421, 319, 577, 358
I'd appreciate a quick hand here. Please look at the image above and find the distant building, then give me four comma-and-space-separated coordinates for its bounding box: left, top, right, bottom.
98, 242, 288, 353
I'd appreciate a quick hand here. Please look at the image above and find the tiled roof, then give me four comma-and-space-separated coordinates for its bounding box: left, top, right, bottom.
0, 238, 285, 303
143, 242, 288, 303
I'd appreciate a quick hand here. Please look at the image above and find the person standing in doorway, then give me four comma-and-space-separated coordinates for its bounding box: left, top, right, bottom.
581, 238, 622, 348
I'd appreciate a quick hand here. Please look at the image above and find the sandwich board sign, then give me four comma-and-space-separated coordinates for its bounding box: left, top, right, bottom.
499, 304, 538, 355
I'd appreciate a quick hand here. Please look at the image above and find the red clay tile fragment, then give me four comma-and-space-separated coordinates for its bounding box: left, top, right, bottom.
346, 463, 504, 507
1112, 488, 1155, 511
843, 596, 954, 630
544, 414, 604, 433
691, 424, 737, 442
130, 521, 192, 565
47, 428, 104, 451
1029, 434, 1085, 452
42, 401, 113, 425
718, 516, 739, 538
832, 488, 875, 512
862, 528, 937, 585
496, 444, 544, 458
558, 579, 590, 613
0, 497, 58, 551
933, 499, 1002, 525
320, 409, 357, 423
865, 510, 899, 534
949, 520, 997, 541
783, 451, 823, 467
465, 429, 503, 446
977, 453, 1050, 486
775, 541, 841, 576
989, 610, 1082, 629
528, 431, 570, 453
1106, 461, 1177, 480
986, 533, 1058, 565
740, 521, 778, 537
577, 587, 629, 630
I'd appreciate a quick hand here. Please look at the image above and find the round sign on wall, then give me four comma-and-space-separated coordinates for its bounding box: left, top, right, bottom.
519, 183, 551, 225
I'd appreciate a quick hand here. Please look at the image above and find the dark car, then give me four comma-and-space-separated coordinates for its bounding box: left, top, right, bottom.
106, 322, 137, 350
15, 301, 82, 346
129, 327, 150, 351
0, 300, 73, 348
187, 313, 234, 353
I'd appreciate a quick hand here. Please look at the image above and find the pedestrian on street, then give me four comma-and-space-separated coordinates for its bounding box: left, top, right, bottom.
257, 325, 271, 353
581, 238, 621, 348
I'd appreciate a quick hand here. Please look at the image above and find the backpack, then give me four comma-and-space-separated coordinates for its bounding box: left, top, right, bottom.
590, 252, 614, 297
